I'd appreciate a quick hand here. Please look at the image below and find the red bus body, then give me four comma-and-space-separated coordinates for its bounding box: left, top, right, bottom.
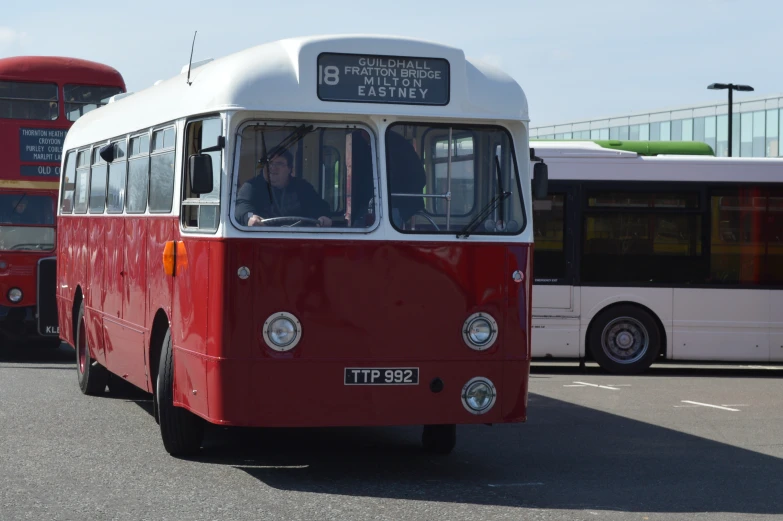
0, 57, 124, 345
57, 230, 531, 426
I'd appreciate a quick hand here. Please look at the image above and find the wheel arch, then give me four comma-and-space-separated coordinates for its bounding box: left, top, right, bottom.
148, 309, 171, 393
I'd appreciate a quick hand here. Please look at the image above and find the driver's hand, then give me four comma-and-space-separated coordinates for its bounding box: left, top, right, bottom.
248, 215, 265, 226
317, 216, 332, 227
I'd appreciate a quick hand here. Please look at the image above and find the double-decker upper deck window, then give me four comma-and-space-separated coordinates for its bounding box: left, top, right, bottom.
233, 123, 376, 231
386, 123, 525, 235
0, 81, 58, 120
65, 85, 123, 122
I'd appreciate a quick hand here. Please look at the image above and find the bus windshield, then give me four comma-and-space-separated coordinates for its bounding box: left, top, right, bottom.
233, 123, 376, 230
0, 193, 55, 251
386, 123, 525, 235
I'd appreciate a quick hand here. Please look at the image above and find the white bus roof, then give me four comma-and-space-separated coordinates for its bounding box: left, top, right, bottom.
535, 141, 783, 183
65, 35, 528, 149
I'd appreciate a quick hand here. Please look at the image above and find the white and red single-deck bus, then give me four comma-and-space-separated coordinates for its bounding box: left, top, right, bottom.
0, 57, 124, 347
57, 35, 539, 456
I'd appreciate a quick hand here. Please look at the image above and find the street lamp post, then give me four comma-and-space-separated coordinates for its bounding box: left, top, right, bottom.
707, 83, 754, 157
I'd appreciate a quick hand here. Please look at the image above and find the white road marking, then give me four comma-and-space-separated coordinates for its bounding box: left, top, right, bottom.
573, 381, 620, 391
488, 482, 544, 487
681, 400, 740, 412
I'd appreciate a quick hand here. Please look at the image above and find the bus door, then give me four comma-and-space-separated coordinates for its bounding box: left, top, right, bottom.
532, 181, 581, 358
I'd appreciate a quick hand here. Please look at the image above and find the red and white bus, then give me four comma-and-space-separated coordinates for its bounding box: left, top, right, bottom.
0, 56, 124, 347
57, 35, 543, 456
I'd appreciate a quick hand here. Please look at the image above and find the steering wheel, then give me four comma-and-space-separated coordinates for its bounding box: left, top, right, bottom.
411, 211, 440, 231
257, 216, 321, 228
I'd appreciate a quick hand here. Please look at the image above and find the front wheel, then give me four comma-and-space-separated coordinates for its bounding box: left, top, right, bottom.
422, 424, 456, 454
157, 328, 204, 456
75, 302, 108, 395
588, 305, 661, 375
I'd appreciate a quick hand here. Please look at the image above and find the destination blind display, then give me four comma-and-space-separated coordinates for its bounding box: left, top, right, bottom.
317, 53, 449, 105
19, 128, 66, 177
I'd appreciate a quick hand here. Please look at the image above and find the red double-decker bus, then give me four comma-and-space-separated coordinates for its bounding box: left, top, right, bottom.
57, 36, 544, 456
0, 56, 125, 347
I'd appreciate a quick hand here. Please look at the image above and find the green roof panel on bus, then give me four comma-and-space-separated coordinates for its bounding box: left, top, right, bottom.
590, 140, 715, 156
531, 139, 715, 156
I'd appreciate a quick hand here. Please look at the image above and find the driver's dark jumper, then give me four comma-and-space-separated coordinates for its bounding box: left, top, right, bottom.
235, 175, 331, 225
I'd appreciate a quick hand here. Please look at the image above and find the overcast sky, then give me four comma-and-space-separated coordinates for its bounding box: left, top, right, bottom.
2, 0, 780, 126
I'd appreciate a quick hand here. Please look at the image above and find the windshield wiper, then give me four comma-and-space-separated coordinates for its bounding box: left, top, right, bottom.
456, 191, 511, 238
257, 124, 315, 167
456, 156, 511, 238
11, 193, 27, 214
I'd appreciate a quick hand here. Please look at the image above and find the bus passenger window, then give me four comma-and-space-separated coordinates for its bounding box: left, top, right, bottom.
149, 128, 175, 213
89, 147, 108, 213
107, 140, 127, 213
0, 81, 58, 120
61, 151, 77, 213
127, 134, 150, 214
533, 194, 566, 281
73, 150, 90, 214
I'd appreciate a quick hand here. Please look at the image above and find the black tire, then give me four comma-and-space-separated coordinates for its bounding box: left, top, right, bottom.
75, 302, 108, 395
588, 305, 661, 375
157, 328, 203, 456
422, 424, 456, 454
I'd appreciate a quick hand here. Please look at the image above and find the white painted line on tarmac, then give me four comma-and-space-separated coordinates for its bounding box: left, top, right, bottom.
681, 400, 740, 412
573, 381, 620, 391
488, 482, 545, 487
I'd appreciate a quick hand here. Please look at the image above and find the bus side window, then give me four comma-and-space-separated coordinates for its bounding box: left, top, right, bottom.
127, 133, 150, 214
73, 150, 90, 214
61, 151, 76, 213
150, 127, 176, 213
182, 117, 221, 232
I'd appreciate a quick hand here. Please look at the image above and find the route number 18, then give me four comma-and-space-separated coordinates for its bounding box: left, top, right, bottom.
319, 65, 340, 86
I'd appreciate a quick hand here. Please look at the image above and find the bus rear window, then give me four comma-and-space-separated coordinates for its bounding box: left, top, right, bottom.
0, 81, 58, 120
65, 84, 123, 121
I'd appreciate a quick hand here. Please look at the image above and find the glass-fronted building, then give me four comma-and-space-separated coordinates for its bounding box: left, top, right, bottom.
531, 93, 783, 157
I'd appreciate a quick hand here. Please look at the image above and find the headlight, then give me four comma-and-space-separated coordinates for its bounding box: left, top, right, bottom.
7, 288, 22, 303
461, 377, 497, 415
262, 312, 301, 351
462, 312, 498, 350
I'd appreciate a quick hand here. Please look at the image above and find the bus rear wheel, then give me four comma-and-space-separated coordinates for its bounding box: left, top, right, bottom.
422, 424, 456, 454
156, 328, 204, 457
588, 305, 661, 375
75, 302, 108, 395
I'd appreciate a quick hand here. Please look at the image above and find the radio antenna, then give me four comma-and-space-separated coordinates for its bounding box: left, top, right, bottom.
186, 31, 197, 86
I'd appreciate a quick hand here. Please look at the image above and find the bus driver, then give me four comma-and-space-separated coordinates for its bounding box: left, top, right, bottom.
235, 149, 333, 227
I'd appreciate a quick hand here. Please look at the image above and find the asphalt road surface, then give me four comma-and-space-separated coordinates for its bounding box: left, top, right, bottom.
2, 346, 782, 521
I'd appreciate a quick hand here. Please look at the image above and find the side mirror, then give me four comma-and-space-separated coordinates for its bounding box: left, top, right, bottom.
188, 154, 213, 195
532, 162, 548, 200
99, 143, 115, 163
